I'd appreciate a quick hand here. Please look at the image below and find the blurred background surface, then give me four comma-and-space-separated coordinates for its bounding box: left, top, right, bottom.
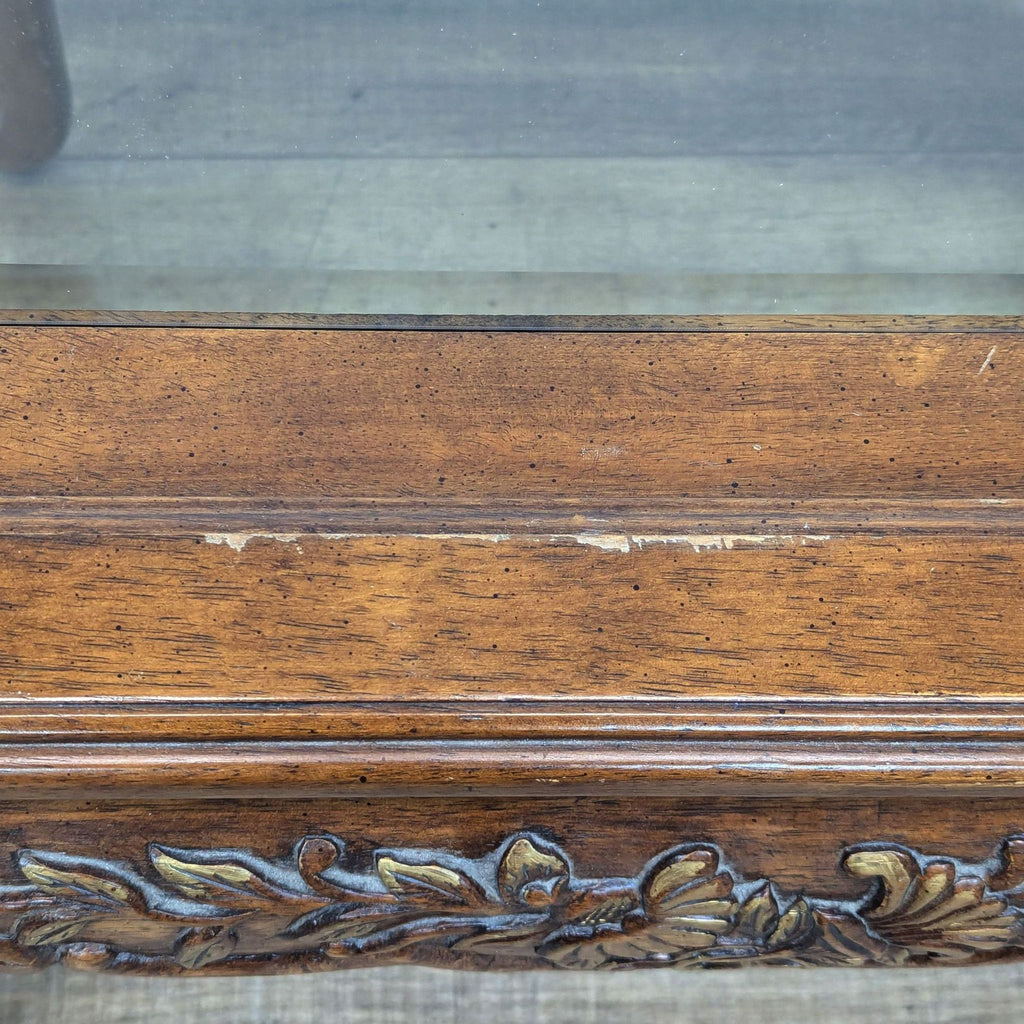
1, 0, 1022, 312
4, 961, 1024, 1024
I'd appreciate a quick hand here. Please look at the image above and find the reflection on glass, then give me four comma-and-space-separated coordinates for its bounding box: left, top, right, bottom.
0, 0, 1021, 313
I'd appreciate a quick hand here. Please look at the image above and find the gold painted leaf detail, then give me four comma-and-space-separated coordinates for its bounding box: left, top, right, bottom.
803, 909, 909, 966
843, 848, 916, 917
539, 933, 629, 970
17, 914, 102, 947
151, 852, 254, 898
565, 894, 638, 931
497, 837, 570, 906
174, 925, 238, 970
541, 912, 721, 969
317, 913, 411, 948
594, 847, 740, 962
376, 857, 486, 907
18, 856, 138, 909
150, 848, 318, 910
766, 897, 816, 950
843, 848, 1023, 959
540, 848, 738, 967
733, 882, 781, 941
719, 897, 819, 963
2, 832, 1022, 970
645, 848, 717, 905
643, 847, 737, 937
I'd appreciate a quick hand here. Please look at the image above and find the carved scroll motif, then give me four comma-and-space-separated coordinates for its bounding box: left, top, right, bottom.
2, 832, 1023, 973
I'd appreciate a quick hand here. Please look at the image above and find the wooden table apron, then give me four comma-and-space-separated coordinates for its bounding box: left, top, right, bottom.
1, 313, 1023, 973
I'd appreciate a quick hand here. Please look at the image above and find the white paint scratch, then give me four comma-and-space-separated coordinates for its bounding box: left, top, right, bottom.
408, 533, 512, 543
204, 532, 302, 552
978, 345, 998, 375
204, 531, 831, 555
566, 533, 632, 553
560, 533, 831, 554
632, 534, 832, 553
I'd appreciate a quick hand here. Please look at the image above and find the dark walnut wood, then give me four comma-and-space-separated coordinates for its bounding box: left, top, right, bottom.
1, 316, 1023, 972
0, 0, 70, 172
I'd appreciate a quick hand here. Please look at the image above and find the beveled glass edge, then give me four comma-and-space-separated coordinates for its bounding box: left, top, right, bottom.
1, 266, 1023, 327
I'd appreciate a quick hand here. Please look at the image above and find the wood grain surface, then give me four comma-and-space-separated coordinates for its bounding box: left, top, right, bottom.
4, 739, 1024, 800
1, 320, 1022, 759
0, 532, 1022, 704
2, 316, 1024, 973
0, 326, 1016, 498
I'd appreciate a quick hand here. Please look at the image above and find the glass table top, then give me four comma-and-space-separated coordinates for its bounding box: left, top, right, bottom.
0, 0, 1021, 314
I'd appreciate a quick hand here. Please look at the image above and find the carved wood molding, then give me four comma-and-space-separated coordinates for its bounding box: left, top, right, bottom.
2, 832, 1023, 973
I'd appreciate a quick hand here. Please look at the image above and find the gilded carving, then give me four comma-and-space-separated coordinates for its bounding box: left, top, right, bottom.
1, 833, 1023, 972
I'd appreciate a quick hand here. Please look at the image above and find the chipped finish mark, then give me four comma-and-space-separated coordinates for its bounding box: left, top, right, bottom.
562, 533, 832, 554
978, 345, 998, 375
204, 532, 302, 552
580, 445, 624, 458
565, 533, 633, 553
408, 533, 512, 543
204, 531, 832, 555
634, 534, 832, 553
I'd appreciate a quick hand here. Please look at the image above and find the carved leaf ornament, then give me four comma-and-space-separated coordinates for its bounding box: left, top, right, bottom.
2, 833, 1023, 972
